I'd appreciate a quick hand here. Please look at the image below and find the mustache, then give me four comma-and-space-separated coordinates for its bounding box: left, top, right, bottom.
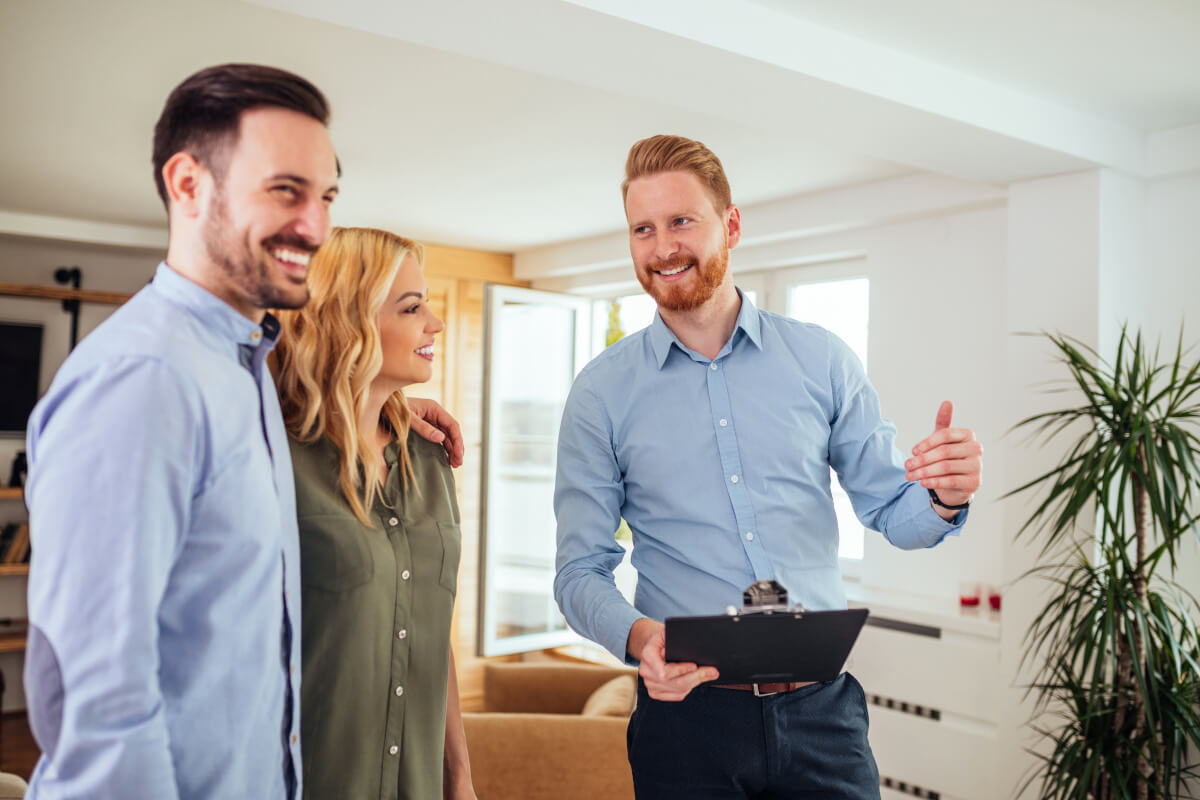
648, 255, 694, 272
263, 234, 320, 254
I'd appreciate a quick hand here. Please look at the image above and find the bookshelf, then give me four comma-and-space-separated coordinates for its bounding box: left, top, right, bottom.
0, 489, 26, 657
0, 631, 25, 654
0, 489, 29, 577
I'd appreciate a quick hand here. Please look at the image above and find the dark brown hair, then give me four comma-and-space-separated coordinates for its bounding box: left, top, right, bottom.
152, 63, 331, 208
622, 135, 732, 211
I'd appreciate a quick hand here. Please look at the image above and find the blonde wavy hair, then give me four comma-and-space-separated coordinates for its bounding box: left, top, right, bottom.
273, 226, 426, 526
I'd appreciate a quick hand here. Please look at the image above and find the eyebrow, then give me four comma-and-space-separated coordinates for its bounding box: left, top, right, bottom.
395, 291, 425, 303
267, 173, 340, 195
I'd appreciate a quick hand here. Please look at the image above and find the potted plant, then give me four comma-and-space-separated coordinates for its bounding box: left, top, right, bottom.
1008, 326, 1200, 799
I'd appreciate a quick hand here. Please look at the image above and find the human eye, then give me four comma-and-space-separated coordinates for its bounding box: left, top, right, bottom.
403, 301, 422, 315
672, 216, 691, 227
272, 184, 300, 202
632, 224, 652, 236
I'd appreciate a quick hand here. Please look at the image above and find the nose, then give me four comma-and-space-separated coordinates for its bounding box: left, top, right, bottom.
426, 307, 445, 335
294, 196, 331, 248
653, 229, 680, 263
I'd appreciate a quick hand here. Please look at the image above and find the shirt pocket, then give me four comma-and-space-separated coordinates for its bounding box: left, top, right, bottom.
299, 513, 375, 591
437, 521, 462, 596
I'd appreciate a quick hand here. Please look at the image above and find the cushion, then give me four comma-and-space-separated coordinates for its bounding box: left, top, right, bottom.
0, 771, 27, 799
580, 674, 637, 717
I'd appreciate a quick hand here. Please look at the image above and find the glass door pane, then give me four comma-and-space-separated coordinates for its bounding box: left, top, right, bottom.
479, 285, 591, 656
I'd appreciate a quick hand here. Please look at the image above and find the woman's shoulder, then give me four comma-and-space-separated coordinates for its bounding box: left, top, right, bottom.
404, 428, 452, 467
289, 434, 340, 480
403, 429, 460, 521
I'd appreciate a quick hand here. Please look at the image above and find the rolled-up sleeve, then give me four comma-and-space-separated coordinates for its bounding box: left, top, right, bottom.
553, 372, 645, 662
825, 331, 966, 550
25, 356, 199, 800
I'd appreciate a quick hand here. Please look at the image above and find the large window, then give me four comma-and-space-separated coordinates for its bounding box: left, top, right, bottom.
784, 275, 870, 561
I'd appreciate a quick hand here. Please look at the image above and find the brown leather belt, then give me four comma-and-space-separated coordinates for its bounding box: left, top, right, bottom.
713, 681, 814, 697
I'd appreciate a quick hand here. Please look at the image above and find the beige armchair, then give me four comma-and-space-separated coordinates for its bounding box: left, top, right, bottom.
463, 662, 636, 800
0, 772, 26, 799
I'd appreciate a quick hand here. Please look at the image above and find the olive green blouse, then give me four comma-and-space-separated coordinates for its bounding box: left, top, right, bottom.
291, 431, 461, 800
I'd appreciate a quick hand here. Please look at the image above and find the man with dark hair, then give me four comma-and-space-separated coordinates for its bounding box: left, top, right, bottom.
22, 63, 458, 800
555, 135, 983, 797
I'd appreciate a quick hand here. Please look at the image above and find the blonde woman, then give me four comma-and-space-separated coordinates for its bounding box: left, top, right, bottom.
273, 227, 475, 800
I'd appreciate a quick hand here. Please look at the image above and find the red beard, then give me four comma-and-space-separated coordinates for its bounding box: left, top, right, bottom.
639, 245, 728, 312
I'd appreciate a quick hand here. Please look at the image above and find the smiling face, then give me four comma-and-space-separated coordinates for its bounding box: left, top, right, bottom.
624, 170, 740, 314
375, 254, 444, 392
199, 106, 339, 316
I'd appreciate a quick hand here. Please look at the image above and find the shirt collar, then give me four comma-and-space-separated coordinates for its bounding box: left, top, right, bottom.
648, 287, 763, 369
152, 262, 280, 349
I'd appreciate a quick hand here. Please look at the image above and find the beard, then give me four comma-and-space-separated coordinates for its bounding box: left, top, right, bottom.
638, 243, 729, 312
202, 187, 311, 311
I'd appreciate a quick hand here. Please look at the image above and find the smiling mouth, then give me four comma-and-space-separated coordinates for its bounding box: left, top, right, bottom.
653, 262, 693, 280
272, 248, 311, 271
415, 344, 435, 361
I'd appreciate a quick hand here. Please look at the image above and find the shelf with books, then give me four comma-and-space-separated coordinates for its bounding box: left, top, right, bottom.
0, 488, 22, 501
0, 565, 28, 577
0, 619, 27, 653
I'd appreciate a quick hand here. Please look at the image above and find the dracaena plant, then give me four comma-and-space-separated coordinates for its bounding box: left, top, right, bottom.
1008, 326, 1200, 800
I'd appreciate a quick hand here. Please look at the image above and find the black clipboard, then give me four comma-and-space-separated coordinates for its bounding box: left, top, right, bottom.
664, 607, 869, 684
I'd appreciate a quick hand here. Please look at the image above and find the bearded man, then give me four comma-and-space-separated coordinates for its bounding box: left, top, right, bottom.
553, 135, 983, 798
22, 64, 462, 800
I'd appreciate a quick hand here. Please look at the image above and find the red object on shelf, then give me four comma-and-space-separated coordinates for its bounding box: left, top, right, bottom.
988, 592, 1001, 611
959, 595, 981, 607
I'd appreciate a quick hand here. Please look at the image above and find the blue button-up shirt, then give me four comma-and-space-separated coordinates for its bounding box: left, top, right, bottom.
554, 292, 966, 661
24, 263, 302, 799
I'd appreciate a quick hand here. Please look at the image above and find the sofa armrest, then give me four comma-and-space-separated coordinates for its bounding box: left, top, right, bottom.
463, 712, 633, 800
481, 662, 636, 714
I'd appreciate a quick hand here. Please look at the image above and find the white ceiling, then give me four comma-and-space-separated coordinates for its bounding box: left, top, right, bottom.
1, 0, 1197, 253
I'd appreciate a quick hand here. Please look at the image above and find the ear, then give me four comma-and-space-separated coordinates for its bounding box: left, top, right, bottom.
724, 204, 742, 250
161, 152, 208, 219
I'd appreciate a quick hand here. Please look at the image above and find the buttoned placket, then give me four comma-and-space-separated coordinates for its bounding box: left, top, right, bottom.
239, 316, 301, 795
380, 504, 414, 796
704, 355, 774, 580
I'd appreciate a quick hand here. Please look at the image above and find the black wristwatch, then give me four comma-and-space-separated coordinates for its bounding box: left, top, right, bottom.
928, 488, 970, 511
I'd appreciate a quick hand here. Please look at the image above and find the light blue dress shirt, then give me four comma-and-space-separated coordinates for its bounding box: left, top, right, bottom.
554, 292, 966, 661
24, 263, 303, 799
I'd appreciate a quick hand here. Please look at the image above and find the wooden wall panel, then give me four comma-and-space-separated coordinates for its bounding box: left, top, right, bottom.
421, 246, 528, 711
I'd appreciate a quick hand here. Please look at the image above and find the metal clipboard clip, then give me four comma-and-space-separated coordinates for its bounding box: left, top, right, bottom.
724, 580, 807, 696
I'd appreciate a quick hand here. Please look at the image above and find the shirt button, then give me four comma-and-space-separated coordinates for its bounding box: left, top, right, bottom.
395, 685, 404, 697
401, 570, 411, 580
397, 629, 408, 639
730, 474, 739, 484
250, 330, 263, 342
389, 745, 399, 756
719, 418, 728, 427
388, 516, 399, 526
710, 362, 718, 371
291, 734, 298, 744
746, 532, 754, 541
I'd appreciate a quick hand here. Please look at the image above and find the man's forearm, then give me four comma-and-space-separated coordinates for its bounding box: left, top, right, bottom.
626, 617, 660, 661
